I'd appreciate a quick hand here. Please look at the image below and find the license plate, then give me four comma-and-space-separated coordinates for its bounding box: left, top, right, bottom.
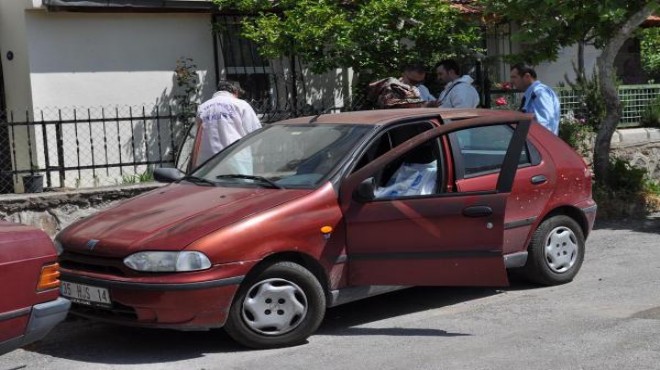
60, 281, 111, 307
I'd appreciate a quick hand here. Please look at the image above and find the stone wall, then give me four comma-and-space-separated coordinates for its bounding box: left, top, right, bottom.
0, 184, 162, 237
1, 127, 659, 237
610, 128, 660, 181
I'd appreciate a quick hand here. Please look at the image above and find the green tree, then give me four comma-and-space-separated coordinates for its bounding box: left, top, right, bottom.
213, 0, 482, 79
479, 0, 659, 185
640, 27, 660, 81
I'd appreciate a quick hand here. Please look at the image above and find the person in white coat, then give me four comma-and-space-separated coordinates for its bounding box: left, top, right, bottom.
435, 59, 480, 108
194, 80, 262, 168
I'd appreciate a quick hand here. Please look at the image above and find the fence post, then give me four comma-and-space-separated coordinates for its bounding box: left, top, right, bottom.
40, 110, 52, 188
56, 109, 65, 187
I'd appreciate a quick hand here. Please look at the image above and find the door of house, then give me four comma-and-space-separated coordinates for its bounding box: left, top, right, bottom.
0, 54, 14, 193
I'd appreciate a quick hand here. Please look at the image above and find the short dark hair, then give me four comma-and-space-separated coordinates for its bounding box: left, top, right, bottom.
436, 59, 461, 75
217, 80, 245, 95
403, 62, 427, 74
510, 63, 537, 79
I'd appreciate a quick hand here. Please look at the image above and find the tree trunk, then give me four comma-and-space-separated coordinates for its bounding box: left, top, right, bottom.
577, 41, 585, 81
593, 3, 658, 186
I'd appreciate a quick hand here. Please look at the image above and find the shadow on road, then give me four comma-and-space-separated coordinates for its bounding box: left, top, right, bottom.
319, 275, 539, 337
22, 279, 539, 364
23, 316, 244, 364
594, 218, 660, 234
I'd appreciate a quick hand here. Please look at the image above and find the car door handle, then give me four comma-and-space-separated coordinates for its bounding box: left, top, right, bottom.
530, 175, 547, 185
462, 206, 493, 218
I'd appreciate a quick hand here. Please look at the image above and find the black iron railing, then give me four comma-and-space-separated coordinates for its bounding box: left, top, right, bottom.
0, 106, 194, 194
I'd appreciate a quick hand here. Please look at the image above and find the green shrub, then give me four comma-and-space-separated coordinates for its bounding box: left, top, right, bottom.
558, 111, 593, 156
559, 67, 606, 132
603, 157, 646, 193
593, 157, 660, 219
640, 95, 660, 128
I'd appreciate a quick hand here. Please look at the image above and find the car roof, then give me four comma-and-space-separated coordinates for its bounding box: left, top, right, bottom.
275, 108, 533, 126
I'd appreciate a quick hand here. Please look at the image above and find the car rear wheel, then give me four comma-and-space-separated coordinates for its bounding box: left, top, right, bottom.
224, 261, 326, 349
523, 215, 585, 285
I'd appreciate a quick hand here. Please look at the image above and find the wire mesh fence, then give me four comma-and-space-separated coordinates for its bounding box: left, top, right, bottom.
0, 84, 656, 195
0, 105, 194, 194
489, 84, 660, 127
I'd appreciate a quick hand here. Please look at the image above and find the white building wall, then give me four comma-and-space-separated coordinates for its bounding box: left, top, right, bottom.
0, 1, 35, 112
25, 12, 215, 109
536, 44, 601, 87
9, 11, 217, 190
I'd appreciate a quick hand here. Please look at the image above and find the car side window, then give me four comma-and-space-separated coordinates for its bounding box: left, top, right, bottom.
353, 121, 434, 173
450, 124, 536, 178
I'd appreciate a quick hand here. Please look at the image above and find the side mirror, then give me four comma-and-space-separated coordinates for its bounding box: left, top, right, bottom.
153, 168, 184, 183
353, 178, 375, 202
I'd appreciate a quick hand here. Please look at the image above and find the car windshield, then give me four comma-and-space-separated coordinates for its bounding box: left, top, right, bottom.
191, 124, 373, 189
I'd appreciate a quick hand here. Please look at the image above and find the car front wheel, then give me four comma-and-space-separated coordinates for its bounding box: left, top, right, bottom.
224, 261, 326, 349
523, 215, 585, 285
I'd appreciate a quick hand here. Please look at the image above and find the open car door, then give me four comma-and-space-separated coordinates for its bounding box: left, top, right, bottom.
174, 119, 202, 174
340, 117, 531, 287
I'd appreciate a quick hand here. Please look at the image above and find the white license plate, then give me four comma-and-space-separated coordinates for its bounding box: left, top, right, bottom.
60, 281, 111, 307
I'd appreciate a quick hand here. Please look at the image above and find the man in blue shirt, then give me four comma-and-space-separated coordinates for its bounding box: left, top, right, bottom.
510, 64, 560, 135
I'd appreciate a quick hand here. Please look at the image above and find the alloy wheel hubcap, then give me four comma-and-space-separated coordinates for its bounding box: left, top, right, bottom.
241, 278, 308, 336
544, 226, 579, 273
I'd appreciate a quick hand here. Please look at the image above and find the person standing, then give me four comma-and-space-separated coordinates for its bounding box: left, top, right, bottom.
194, 80, 261, 167
400, 62, 435, 102
510, 63, 561, 135
435, 59, 480, 108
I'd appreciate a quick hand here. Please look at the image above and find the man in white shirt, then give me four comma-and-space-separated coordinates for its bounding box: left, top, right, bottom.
194, 80, 262, 167
435, 59, 480, 108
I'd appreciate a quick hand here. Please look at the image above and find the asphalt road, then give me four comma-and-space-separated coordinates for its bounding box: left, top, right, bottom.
2, 219, 660, 370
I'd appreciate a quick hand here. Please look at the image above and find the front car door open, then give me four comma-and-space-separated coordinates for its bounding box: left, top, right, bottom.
340, 118, 531, 287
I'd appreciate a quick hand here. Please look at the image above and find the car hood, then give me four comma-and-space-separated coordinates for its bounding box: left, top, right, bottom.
58, 183, 311, 257
0, 221, 56, 262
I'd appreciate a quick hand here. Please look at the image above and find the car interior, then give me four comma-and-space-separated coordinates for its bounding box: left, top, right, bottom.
353, 121, 445, 197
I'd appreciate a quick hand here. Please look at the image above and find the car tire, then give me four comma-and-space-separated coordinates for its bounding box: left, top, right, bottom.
523, 215, 585, 286
224, 261, 326, 349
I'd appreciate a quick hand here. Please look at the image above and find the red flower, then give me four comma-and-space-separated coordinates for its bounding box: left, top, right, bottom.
495, 96, 508, 106
501, 82, 512, 90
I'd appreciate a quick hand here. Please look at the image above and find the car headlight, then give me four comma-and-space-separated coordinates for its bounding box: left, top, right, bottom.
123, 251, 212, 272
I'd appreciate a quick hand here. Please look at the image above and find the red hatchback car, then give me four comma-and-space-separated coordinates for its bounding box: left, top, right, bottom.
0, 221, 70, 355
56, 108, 596, 348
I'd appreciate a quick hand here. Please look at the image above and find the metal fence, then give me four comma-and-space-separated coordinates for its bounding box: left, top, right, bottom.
0, 106, 193, 194
488, 84, 660, 127
1, 84, 657, 195
0, 97, 364, 194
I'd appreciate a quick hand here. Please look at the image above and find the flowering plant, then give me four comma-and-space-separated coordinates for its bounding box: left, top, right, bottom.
558, 111, 593, 157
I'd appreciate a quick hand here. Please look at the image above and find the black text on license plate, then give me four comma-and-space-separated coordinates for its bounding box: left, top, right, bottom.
60, 281, 111, 307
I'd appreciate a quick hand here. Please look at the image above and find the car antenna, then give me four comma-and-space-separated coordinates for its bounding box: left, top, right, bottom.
308, 106, 341, 123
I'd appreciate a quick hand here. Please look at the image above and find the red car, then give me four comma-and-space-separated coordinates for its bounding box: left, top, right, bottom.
56, 108, 596, 348
0, 221, 70, 355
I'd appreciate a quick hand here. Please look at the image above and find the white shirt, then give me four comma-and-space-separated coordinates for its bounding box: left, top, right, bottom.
195, 91, 261, 166
437, 75, 480, 108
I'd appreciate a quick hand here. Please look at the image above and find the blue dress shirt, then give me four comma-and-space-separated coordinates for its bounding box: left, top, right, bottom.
521, 81, 560, 135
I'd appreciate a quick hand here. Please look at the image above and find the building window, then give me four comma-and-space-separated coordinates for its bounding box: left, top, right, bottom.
216, 17, 275, 102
